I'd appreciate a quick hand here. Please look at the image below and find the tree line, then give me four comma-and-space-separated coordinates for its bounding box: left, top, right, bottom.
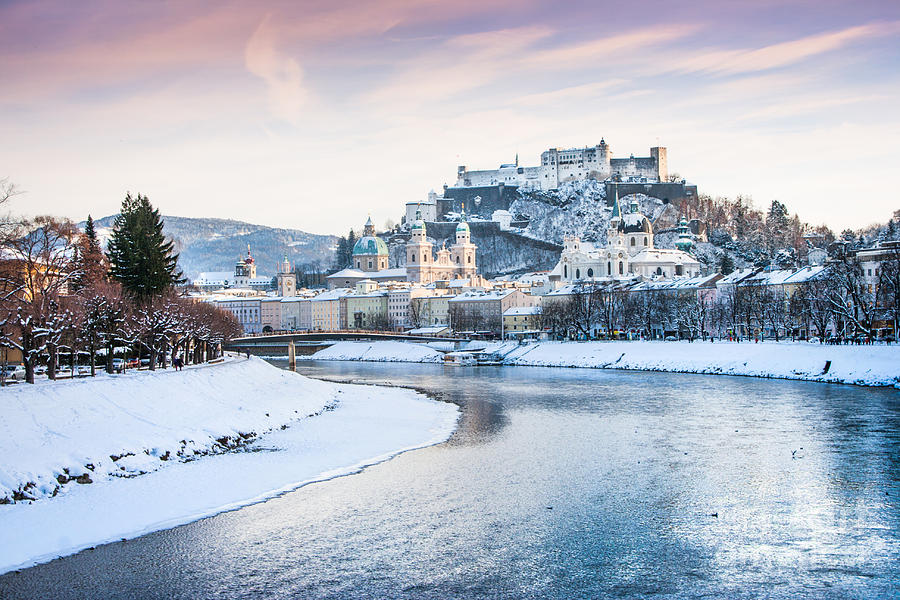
0, 186, 242, 384
540, 253, 899, 342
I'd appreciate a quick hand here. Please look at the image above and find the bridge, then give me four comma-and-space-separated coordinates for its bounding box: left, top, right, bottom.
225, 330, 470, 356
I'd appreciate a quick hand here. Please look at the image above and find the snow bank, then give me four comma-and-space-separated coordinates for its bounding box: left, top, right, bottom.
496, 341, 900, 387
308, 341, 443, 363
0, 356, 458, 573
309, 340, 900, 387
0, 356, 331, 504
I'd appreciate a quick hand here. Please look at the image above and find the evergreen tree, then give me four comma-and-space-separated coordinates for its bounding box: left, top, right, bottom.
719, 252, 735, 275
107, 193, 184, 303
332, 228, 357, 270
346, 229, 357, 266
71, 214, 108, 292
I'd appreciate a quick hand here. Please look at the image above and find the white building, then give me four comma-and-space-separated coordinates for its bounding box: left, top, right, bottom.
280, 296, 313, 330
456, 141, 667, 191
193, 245, 274, 293
214, 297, 263, 334
404, 191, 440, 225
550, 195, 701, 283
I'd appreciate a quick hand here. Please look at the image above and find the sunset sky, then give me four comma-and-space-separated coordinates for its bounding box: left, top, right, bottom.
1, 0, 898, 234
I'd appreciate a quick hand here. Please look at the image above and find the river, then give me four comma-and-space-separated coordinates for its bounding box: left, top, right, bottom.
1, 361, 898, 599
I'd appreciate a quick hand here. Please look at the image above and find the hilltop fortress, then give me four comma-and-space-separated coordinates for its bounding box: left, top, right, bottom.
456, 140, 667, 191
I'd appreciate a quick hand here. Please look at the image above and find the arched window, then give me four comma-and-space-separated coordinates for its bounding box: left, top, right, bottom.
356, 260, 360, 268
411, 254, 415, 263
618, 262, 623, 275
630, 238, 635, 246
468, 256, 472, 264
564, 265, 568, 278
644, 237, 648, 246
576, 268, 581, 279
587, 268, 594, 277
656, 267, 662, 275
607, 262, 611, 275
456, 256, 460, 264
368, 260, 372, 269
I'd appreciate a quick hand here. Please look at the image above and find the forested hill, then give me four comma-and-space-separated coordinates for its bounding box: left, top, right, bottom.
84, 215, 337, 280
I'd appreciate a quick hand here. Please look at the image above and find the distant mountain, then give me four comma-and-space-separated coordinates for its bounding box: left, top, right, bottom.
84, 215, 337, 280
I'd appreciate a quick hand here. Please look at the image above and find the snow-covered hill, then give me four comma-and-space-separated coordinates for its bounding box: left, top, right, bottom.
84, 215, 338, 280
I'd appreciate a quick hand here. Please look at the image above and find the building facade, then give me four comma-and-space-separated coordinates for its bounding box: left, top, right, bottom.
456, 140, 667, 191
551, 194, 701, 283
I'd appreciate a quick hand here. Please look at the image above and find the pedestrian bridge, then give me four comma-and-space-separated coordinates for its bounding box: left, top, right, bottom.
225, 330, 469, 356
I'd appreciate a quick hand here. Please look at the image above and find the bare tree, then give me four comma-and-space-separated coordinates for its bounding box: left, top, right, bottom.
826, 257, 877, 338
0, 217, 81, 383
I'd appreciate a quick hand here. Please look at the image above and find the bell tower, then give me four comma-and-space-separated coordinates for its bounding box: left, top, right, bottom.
406, 209, 433, 283
276, 254, 296, 297
450, 212, 477, 279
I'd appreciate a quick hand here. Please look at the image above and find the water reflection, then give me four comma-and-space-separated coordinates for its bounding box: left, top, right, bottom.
1, 362, 898, 599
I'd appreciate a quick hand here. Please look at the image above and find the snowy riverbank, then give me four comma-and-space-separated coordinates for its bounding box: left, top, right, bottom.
0, 356, 458, 574
308, 340, 900, 388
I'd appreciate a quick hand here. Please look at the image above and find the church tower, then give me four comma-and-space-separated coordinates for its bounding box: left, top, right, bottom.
276, 254, 297, 297
450, 211, 477, 279
607, 186, 625, 248
406, 209, 433, 283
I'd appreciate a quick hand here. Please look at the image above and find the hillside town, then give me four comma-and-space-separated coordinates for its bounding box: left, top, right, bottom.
192, 165, 900, 343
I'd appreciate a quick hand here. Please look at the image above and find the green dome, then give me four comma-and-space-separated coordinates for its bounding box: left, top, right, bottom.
411, 220, 425, 230
353, 235, 388, 256
456, 221, 470, 233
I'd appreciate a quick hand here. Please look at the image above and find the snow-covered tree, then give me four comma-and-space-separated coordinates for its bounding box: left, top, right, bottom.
0, 217, 80, 383
107, 193, 184, 304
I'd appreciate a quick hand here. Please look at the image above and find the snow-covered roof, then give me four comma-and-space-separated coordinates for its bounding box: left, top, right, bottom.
327, 268, 366, 279
716, 268, 758, 286
310, 288, 352, 301
782, 266, 827, 284
407, 326, 450, 335
504, 306, 542, 316
448, 289, 516, 303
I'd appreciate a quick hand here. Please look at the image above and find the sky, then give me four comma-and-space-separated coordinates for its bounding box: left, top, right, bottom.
1, 0, 899, 235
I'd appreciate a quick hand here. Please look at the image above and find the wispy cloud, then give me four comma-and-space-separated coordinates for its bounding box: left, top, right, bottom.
674, 21, 900, 75
245, 14, 308, 124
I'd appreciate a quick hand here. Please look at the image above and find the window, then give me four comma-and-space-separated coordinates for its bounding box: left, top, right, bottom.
468, 256, 472, 264
564, 265, 568, 278
631, 238, 635, 246
619, 262, 623, 275
644, 237, 648, 246
576, 269, 581, 279
656, 267, 662, 276
587, 268, 594, 277
607, 262, 611, 275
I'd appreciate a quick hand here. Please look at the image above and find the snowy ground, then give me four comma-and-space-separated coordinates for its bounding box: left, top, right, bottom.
0, 356, 458, 574
306, 340, 444, 363
310, 340, 900, 388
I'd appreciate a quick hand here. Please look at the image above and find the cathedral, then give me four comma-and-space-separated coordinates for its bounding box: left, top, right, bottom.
406, 209, 477, 283
551, 193, 701, 283
327, 213, 480, 289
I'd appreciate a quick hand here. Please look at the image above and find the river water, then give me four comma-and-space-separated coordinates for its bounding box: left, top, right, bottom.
1, 362, 898, 599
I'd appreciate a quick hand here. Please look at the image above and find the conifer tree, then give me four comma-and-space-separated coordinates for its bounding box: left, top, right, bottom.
71, 214, 108, 292
719, 252, 735, 275
106, 193, 184, 303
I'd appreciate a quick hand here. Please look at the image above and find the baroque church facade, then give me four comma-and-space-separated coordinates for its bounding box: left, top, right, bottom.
551, 194, 701, 283
406, 210, 477, 284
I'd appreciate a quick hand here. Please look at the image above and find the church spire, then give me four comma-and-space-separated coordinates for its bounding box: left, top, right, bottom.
610, 185, 621, 220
